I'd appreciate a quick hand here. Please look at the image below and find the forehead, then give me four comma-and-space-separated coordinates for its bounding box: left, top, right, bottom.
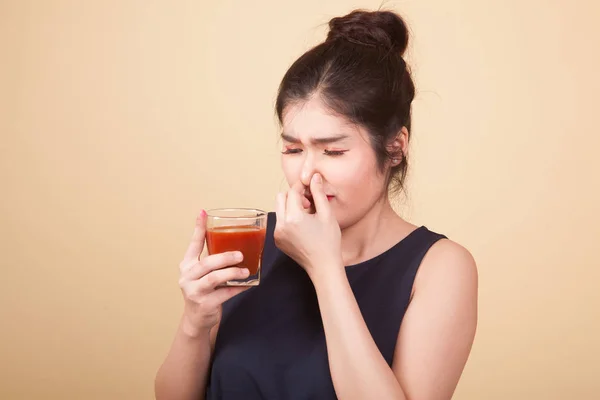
281, 97, 361, 139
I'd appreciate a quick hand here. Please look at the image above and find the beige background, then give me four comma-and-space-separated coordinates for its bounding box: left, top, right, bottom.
1, 0, 599, 399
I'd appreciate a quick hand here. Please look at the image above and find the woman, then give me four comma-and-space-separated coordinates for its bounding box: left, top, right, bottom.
156, 9, 478, 400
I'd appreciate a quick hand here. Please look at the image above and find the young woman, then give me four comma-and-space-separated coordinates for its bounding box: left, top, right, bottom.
156, 9, 478, 400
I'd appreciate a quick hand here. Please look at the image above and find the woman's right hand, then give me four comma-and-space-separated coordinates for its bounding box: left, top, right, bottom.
178, 210, 251, 337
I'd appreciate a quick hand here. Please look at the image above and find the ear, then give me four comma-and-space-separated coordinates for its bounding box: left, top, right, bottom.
386, 127, 409, 165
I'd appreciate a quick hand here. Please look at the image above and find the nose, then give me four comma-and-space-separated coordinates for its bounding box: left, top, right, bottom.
300, 153, 316, 188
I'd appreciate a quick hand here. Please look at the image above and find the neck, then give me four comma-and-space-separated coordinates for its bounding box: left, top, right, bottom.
339, 196, 400, 266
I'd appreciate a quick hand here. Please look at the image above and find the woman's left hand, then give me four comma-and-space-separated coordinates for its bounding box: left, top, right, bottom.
274, 173, 343, 280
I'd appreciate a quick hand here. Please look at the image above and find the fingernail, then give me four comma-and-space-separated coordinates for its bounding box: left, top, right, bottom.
313, 173, 322, 183
200, 209, 207, 217
242, 268, 249, 276
235, 252, 243, 261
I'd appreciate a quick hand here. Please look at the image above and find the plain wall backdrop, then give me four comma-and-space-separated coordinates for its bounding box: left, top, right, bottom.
1, 0, 599, 399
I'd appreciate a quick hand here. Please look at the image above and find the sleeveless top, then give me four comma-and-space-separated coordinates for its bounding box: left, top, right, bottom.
206, 212, 446, 400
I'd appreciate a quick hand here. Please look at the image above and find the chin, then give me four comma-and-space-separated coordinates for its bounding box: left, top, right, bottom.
333, 204, 374, 231
333, 210, 352, 230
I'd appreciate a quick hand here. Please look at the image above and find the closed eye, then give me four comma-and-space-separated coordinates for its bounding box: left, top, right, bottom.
324, 149, 348, 156
281, 148, 302, 155
281, 148, 348, 156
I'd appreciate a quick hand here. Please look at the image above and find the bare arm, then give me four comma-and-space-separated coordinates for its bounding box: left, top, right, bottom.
154, 318, 219, 400
312, 239, 478, 400
155, 211, 250, 400
392, 239, 478, 399
312, 267, 407, 400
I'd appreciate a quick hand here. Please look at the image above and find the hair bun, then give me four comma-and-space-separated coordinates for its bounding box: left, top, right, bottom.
327, 10, 409, 55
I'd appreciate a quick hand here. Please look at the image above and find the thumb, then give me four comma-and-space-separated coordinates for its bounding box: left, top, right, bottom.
309, 173, 330, 217
184, 210, 207, 260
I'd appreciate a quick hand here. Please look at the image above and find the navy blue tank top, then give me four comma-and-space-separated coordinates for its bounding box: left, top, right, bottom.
206, 212, 446, 399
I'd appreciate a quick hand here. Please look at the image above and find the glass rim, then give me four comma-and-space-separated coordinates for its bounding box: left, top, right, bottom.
205, 208, 267, 219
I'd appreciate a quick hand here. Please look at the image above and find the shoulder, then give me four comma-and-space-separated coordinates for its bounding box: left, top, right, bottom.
414, 236, 478, 299
392, 235, 478, 398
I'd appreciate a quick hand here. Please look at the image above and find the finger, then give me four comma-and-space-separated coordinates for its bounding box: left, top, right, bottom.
183, 210, 207, 261
197, 266, 251, 292
184, 251, 243, 281
286, 189, 305, 215
275, 192, 287, 223
310, 173, 330, 217
291, 179, 311, 210
286, 180, 306, 215
203, 285, 252, 308
179, 258, 197, 273
291, 178, 306, 194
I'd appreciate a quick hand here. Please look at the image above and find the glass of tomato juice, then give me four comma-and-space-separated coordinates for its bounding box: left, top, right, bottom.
205, 208, 267, 286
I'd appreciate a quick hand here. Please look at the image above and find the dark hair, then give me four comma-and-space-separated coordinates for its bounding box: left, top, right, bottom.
275, 9, 415, 194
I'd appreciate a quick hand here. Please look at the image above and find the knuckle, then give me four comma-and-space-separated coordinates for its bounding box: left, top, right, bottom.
178, 277, 187, 288
181, 259, 197, 271
188, 293, 199, 303
286, 215, 300, 225
182, 287, 195, 301
179, 260, 191, 272
227, 252, 238, 263
204, 273, 217, 287
226, 252, 241, 265
206, 254, 223, 268
197, 259, 208, 272
221, 268, 233, 279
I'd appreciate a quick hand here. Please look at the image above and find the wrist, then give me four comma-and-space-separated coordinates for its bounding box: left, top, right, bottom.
180, 314, 212, 340
308, 259, 346, 288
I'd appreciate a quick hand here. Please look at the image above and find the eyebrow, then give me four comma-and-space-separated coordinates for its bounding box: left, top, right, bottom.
280, 133, 349, 145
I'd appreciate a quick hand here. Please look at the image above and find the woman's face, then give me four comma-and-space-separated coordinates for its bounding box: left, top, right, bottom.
280, 97, 390, 229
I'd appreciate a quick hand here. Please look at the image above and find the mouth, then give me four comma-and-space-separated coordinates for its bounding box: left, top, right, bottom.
302, 192, 334, 214
304, 192, 335, 203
